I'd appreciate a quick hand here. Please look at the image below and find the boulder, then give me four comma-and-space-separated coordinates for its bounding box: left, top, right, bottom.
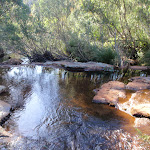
93, 81, 126, 106
0, 100, 11, 121
0, 85, 6, 94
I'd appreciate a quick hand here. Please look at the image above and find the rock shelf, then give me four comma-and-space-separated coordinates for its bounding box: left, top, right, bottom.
93, 77, 150, 120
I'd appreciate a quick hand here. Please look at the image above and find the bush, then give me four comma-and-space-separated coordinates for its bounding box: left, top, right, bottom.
66, 36, 116, 64
143, 50, 150, 65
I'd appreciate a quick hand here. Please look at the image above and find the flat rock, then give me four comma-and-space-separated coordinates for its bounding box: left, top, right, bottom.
129, 66, 150, 71
126, 82, 150, 91
0, 100, 11, 121
129, 76, 150, 83
101, 81, 126, 90
0, 85, 6, 94
93, 81, 126, 106
44, 61, 114, 72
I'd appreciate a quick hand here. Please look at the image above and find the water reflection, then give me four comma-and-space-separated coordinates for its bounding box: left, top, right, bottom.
1, 66, 149, 149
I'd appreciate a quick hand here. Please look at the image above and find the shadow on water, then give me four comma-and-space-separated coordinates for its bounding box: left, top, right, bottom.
0, 66, 149, 149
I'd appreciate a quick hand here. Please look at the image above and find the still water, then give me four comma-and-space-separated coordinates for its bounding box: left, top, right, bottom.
0, 65, 150, 149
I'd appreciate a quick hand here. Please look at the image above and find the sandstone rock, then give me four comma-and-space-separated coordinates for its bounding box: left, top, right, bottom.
129, 66, 149, 71
93, 81, 126, 106
131, 104, 150, 118
45, 61, 114, 72
121, 90, 150, 118
0, 86, 6, 94
129, 76, 150, 84
134, 118, 150, 127
131, 105, 150, 118
101, 81, 126, 90
0, 100, 11, 121
126, 82, 150, 91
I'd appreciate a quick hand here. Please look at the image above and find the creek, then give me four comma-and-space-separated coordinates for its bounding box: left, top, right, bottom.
0, 65, 150, 149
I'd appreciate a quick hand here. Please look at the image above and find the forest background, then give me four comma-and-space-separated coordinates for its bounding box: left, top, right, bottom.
0, 0, 149, 66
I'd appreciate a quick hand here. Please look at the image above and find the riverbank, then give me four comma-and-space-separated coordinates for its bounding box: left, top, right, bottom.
0, 59, 150, 72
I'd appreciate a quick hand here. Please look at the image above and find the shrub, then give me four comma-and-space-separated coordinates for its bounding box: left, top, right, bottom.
143, 50, 150, 65
66, 34, 116, 64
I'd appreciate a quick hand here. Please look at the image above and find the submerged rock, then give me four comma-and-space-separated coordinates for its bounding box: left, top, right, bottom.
93, 81, 126, 106
0, 85, 6, 94
0, 100, 11, 121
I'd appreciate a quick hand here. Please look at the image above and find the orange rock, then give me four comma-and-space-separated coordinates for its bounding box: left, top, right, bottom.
93, 81, 126, 106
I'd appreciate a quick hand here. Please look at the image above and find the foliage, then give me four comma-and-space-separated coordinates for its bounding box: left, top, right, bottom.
0, 0, 149, 64
143, 49, 150, 65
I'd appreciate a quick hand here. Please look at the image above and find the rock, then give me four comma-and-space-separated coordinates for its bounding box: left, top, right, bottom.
93, 81, 126, 106
0, 86, 6, 94
129, 66, 150, 71
44, 61, 114, 72
131, 104, 150, 118
0, 126, 12, 137
0, 100, 11, 121
129, 76, 150, 83
134, 118, 150, 127
121, 90, 150, 118
127, 76, 150, 91
126, 82, 150, 91
93, 89, 126, 106
101, 81, 126, 90
2, 58, 23, 65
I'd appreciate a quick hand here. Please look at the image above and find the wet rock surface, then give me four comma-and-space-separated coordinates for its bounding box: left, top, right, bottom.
126, 76, 150, 91
93, 77, 150, 119
126, 82, 150, 91
128, 90, 150, 118
44, 61, 114, 72
0, 100, 11, 121
93, 81, 126, 106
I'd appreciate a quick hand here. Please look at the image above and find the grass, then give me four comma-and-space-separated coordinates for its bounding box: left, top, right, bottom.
136, 128, 150, 142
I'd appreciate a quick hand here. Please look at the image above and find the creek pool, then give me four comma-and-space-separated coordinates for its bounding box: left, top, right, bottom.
0, 65, 149, 150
